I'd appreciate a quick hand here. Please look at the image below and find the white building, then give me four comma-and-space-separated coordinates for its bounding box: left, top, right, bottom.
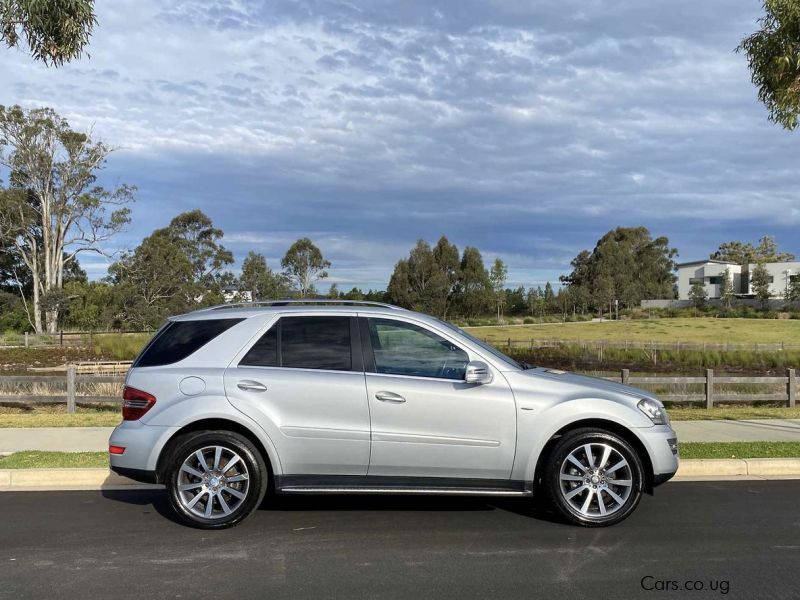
676, 260, 800, 300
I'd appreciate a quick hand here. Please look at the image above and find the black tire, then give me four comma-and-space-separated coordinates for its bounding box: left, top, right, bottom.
543, 428, 644, 527
164, 430, 268, 529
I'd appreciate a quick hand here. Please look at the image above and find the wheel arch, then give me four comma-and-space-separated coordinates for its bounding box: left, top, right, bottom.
532, 418, 655, 495
155, 418, 278, 484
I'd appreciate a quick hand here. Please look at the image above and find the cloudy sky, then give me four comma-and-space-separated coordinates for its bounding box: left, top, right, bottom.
2, 0, 798, 290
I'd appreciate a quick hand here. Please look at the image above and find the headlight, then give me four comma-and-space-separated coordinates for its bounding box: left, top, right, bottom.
638, 398, 669, 425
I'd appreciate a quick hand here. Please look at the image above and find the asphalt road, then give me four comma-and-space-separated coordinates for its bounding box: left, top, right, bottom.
1, 481, 798, 600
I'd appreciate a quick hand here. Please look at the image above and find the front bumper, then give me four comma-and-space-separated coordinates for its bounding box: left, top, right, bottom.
636, 424, 679, 487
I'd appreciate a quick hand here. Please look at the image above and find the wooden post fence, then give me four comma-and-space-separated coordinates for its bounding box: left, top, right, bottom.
705, 368, 714, 409
790, 368, 797, 408
66, 365, 76, 414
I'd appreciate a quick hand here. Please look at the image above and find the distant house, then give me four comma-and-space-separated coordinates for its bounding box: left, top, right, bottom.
223, 287, 253, 303
676, 260, 800, 300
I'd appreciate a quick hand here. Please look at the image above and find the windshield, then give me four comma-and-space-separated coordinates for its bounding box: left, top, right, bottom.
436, 320, 526, 370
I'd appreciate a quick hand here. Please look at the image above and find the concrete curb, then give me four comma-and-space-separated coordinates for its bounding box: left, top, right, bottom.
1, 459, 800, 491
0, 468, 162, 492
674, 458, 800, 478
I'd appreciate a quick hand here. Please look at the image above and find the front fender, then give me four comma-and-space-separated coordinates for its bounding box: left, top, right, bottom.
512, 397, 653, 482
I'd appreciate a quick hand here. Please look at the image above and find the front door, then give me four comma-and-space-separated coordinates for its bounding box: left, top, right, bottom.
224, 314, 370, 475
362, 317, 516, 480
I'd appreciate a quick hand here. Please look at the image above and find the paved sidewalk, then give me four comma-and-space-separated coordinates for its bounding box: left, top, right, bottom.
1, 420, 799, 453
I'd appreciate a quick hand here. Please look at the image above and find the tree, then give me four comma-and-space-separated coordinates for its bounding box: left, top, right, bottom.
342, 287, 365, 301
562, 227, 677, 314
751, 261, 773, 308
711, 235, 795, 265
107, 228, 194, 329
387, 237, 462, 317
281, 238, 330, 297
788, 276, 800, 304
738, 1, 800, 129
431, 236, 460, 318
0, 105, 133, 332
454, 246, 493, 317
62, 280, 118, 330
327, 283, 339, 299
689, 279, 708, 310
167, 210, 233, 288
720, 268, 736, 309
238, 251, 289, 301
489, 258, 508, 320
1, 0, 96, 66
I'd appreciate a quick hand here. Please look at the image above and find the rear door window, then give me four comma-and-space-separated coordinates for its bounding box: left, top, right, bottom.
240, 316, 354, 371
135, 318, 244, 367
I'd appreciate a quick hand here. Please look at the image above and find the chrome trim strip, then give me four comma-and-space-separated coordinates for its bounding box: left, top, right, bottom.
371, 431, 500, 447
279, 426, 370, 441
278, 486, 530, 496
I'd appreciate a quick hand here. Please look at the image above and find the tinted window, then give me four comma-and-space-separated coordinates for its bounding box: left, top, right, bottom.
368, 318, 468, 380
281, 316, 351, 371
240, 316, 353, 371
135, 319, 244, 367
239, 323, 278, 367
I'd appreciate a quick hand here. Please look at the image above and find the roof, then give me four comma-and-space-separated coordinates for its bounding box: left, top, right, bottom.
675, 259, 737, 268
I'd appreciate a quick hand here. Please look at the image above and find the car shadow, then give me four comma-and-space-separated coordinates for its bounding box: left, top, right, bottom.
102, 488, 184, 525
103, 487, 565, 525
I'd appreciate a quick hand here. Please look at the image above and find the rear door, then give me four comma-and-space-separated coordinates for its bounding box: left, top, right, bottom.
361, 316, 516, 480
224, 314, 370, 475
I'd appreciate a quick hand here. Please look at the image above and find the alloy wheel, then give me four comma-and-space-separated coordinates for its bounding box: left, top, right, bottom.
558, 442, 633, 519
176, 445, 250, 519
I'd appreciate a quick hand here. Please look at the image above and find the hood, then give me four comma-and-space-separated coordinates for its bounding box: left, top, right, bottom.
515, 367, 659, 403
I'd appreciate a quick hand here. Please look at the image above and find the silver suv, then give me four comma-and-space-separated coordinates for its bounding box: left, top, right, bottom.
109, 300, 678, 529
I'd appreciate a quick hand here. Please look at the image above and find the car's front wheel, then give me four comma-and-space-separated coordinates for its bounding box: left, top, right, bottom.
164, 430, 268, 529
543, 428, 644, 527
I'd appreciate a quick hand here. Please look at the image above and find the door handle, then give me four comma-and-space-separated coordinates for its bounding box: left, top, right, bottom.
375, 391, 406, 404
237, 380, 267, 393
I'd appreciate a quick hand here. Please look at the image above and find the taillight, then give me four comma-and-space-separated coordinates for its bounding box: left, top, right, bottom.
122, 386, 157, 421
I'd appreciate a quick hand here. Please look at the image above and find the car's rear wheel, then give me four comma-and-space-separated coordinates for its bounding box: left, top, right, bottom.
543, 428, 644, 527
164, 430, 268, 529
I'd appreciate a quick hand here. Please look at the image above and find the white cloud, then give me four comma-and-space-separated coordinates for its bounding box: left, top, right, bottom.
2, 0, 797, 287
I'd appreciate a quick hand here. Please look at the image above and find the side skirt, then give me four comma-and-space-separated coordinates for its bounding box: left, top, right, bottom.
274, 475, 531, 497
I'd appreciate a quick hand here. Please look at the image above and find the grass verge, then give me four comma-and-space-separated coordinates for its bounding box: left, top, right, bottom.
679, 442, 800, 460
0, 405, 120, 428
667, 406, 800, 421
0, 451, 108, 469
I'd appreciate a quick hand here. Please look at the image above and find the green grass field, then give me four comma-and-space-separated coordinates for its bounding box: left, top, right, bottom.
0, 451, 109, 468
464, 318, 800, 345
0, 405, 121, 428
678, 442, 800, 459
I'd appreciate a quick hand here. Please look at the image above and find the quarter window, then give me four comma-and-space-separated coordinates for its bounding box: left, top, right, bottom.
367, 318, 468, 380
135, 318, 244, 367
240, 316, 352, 371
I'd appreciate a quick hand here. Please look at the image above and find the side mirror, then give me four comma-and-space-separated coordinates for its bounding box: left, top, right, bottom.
464, 360, 493, 385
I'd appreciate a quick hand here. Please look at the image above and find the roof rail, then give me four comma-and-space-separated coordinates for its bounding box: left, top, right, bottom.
199, 299, 406, 311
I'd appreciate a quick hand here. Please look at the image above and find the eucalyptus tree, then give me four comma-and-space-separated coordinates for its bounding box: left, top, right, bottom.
0, 105, 133, 332
281, 238, 330, 297
1, 0, 96, 66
